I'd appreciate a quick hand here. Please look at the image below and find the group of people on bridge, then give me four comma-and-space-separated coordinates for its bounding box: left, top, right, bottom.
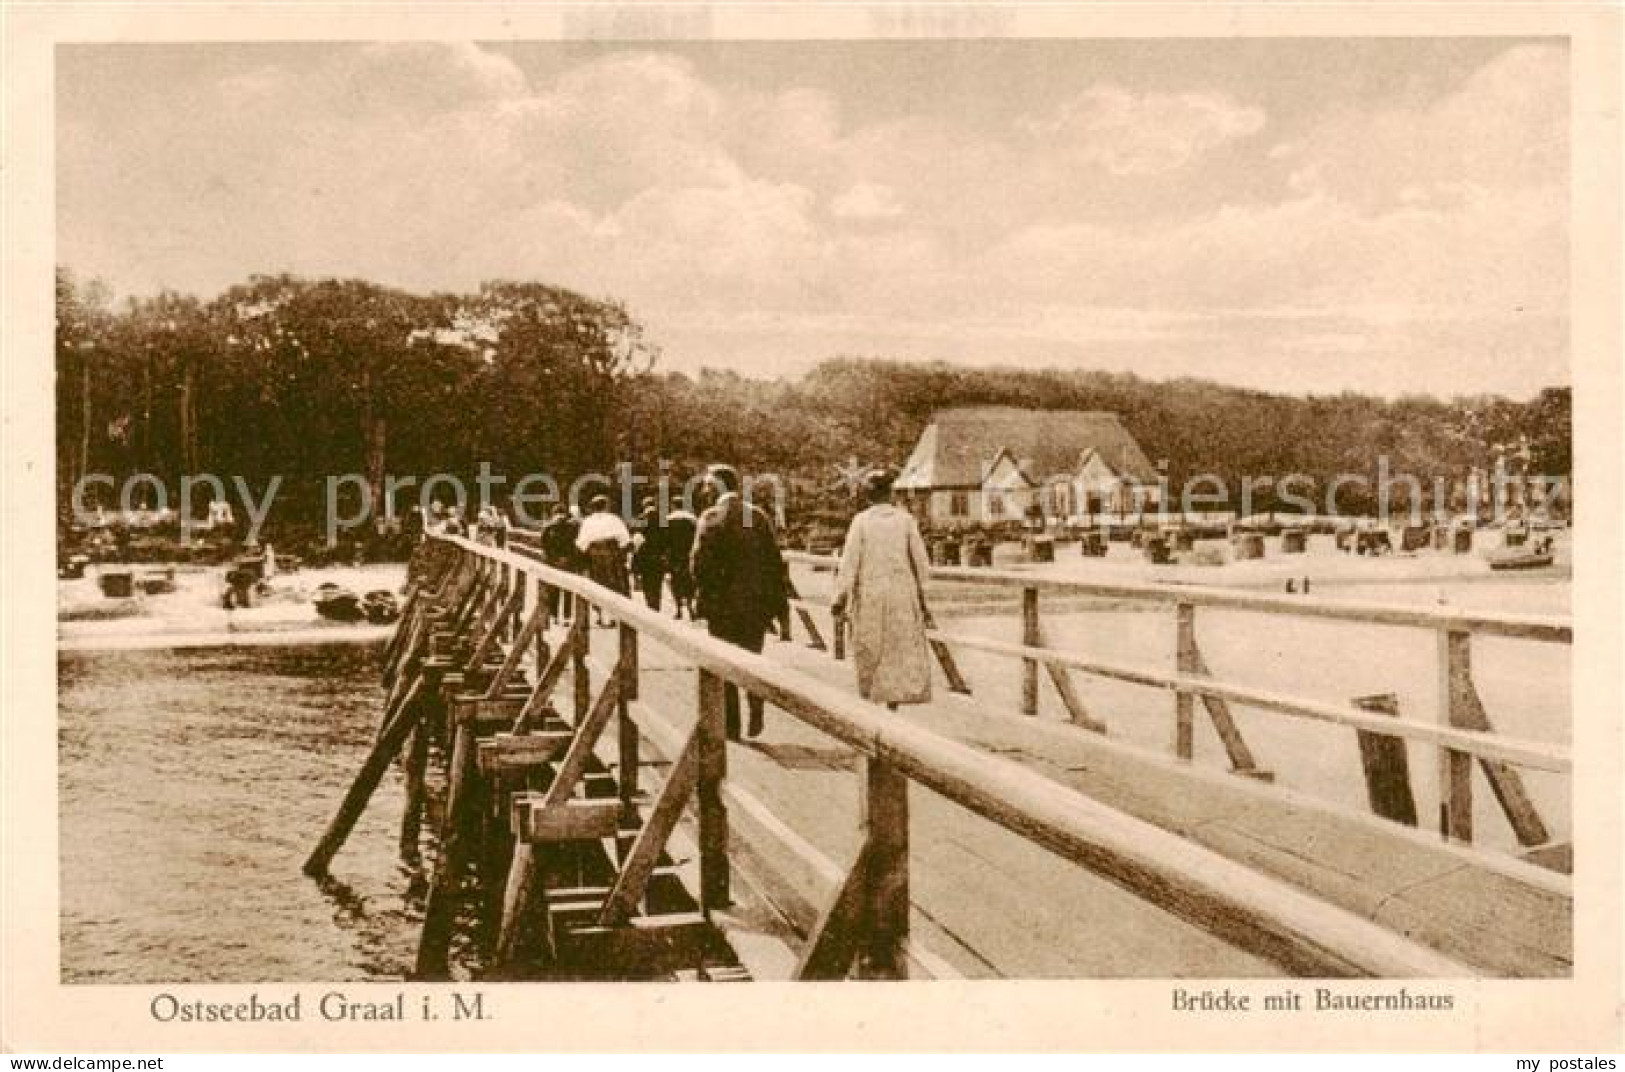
439, 464, 940, 742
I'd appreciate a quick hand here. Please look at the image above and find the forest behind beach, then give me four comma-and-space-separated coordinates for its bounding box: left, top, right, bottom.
56, 270, 1572, 533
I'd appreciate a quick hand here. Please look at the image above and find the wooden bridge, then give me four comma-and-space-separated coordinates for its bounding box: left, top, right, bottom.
302, 532, 1571, 981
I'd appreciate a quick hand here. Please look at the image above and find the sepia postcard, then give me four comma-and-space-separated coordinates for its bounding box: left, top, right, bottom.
2, 1, 1621, 1055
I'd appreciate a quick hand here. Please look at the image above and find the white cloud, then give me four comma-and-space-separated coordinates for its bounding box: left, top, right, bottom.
1268, 43, 1565, 208
1021, 86, 1266, 176
220, 41, 529, 115
831, 183, 904, 221
983, 182, 1564, 317
58, 41, 1568, 396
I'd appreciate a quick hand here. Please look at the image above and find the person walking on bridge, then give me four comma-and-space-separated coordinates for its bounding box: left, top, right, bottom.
691, 464, 788, 740
630, 498, 668, 613
829, 467, 935, 710
576, 495, 631, 627
539, 505, 581, 622
664, 506, 698, 620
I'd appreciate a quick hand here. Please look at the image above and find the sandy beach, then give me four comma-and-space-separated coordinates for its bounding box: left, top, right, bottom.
996, 529, 1571, 594
58, 560, 409, 648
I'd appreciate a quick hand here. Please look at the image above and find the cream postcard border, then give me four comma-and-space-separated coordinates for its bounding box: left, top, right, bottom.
2, 1, 1620, 1053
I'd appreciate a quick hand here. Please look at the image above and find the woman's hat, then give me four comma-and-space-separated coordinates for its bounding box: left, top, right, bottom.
704, 464, 741, 495
863, 466, 899, 497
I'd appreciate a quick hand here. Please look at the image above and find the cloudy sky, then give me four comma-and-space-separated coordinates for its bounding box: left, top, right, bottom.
58, 38, 1568, 398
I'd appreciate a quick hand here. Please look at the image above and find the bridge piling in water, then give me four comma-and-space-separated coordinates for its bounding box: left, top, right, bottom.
1352, 693, 1419, 827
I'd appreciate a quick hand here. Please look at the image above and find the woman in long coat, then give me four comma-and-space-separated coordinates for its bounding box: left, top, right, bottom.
830, 468, 935, 709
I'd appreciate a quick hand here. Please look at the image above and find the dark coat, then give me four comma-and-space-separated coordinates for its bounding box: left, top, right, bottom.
631, 512, 667, 579
585, 540, 630, 596
664, 512, 699, 598
691, 495, 788, 638
540, 515, 581, 569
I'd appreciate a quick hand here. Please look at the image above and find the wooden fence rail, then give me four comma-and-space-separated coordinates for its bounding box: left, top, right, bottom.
781, 550, 1571, 853
782, 550, 1572, 641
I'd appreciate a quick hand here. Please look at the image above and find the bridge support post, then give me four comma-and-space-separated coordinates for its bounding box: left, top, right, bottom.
1437, 629, 1475, 843
399, 714, 432, 863
1034, 620, 1103, 732
485, 602, 545, 700
509, 563, 524, 644
794, 605, 827, 651
572, 612, 591, 724
494, 842, 538, 972
304, 674, 427, 877
1352, 693, 1419, 827
384, 546, 457, 682
1174, 602, 1197, 760
618, 625, 641, 813
697, 670, 730, 911
1021, 587, 1040, 716
490, 642, 617, 973
928, 635, 974, 696
795, 755, 910, 980
535, 585, 550, 679
494, 561, 506, 636
378, 633, 427, 741
859, 756, 909, 980
416, 705, 480, 979
1172, 601, 1268, 777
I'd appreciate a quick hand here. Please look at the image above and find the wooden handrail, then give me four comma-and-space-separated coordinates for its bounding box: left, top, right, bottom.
436, 535, 1471, 977
781, 550, 1572, 643
908, 628, 1570, 772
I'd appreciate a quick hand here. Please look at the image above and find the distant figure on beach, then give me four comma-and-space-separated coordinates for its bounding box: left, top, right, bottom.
630, 498, 668, 612
539, 505, 581, 620
664, 506, 699, 620
577, 495, 631, 627
830, 467, 935, 711
691, 464, 788, 740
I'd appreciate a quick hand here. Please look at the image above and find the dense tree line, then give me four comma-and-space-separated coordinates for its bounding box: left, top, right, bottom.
56, 270, 654, 525
57, 269, 1570, 529
624, 359, 1571, 517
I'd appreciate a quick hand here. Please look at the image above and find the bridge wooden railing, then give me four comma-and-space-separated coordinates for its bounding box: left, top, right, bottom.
306, 533, 1482, 980
781, 549, 1571, 857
